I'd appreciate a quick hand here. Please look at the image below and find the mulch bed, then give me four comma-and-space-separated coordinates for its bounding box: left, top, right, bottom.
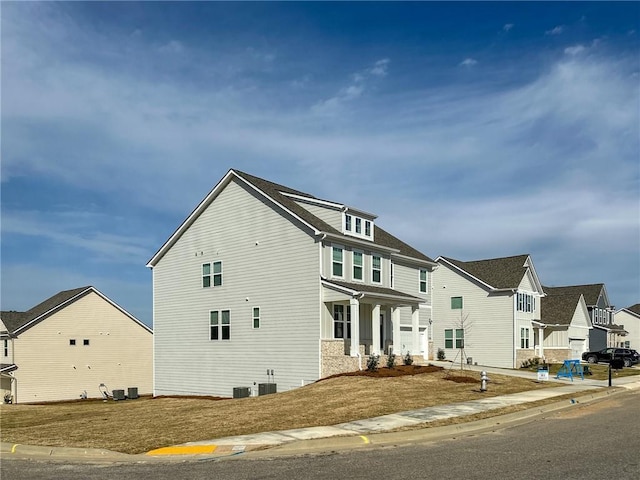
321, 364, 444, 381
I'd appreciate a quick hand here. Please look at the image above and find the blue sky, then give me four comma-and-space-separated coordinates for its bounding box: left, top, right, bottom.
2, 2, 639, 326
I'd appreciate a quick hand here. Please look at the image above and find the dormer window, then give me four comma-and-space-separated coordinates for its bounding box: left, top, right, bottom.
342, 212, 374, 240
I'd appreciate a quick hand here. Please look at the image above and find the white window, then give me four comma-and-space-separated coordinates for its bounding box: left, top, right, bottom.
210, 310, 230, 340
353, 251, 363, 281
419, 269, 428, 293
203, 261, 222, 288
3, 339, 8, 357
444, 329, 464, 349
332, 246, 343, 277
520, 327, 530, 348
252, 307, 260, 329
333, 304, 351, 339
517, 293, 535, 313
355, 217, 362, 234
365, 221, 371, 237
345, 214, 352, 232
372, 255, 381, 283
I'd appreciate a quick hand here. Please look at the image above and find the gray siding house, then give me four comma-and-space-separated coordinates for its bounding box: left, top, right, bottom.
147, 169, 436, 398
543, 284, 623, 351
432, 254, 545, 369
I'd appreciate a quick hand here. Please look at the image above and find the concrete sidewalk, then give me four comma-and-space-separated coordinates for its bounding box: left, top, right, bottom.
3, 365, 640, 462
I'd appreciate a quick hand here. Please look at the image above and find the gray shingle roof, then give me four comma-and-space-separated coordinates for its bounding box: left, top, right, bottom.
1, 286, 91, 334
540, 287, 583, 326
441, 254, 530, 289
234, 170, 433, 262
627, 304, 640, 316
540, 284, 604, 306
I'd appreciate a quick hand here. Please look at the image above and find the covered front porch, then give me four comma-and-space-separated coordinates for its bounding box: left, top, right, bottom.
320, 278, 429, 378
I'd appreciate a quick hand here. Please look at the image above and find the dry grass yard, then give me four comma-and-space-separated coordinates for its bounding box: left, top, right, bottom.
0, 364, 617, 454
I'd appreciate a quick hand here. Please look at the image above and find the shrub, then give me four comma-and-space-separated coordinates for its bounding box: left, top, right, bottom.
386, 352, 396, 368
403, 352, 414, 366
521, 357, 541, 369
367, 354, 380, 371
437, 348, 446, 361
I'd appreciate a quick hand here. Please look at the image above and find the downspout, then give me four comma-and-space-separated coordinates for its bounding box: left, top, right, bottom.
357, 292, 365, 370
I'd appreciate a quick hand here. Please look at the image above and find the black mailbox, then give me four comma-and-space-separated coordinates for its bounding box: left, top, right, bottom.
610, 358, 624, 370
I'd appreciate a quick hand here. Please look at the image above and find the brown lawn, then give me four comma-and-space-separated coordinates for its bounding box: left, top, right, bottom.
0, 365, 581, 454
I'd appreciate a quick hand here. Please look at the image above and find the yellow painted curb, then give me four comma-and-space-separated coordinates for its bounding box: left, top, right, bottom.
147, 445, 217, 456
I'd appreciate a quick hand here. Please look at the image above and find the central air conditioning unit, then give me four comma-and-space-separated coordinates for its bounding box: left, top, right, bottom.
127, 387, 139, 399
112, 389, 126, 401
258, 383, 277, 396
233, 387, 250, 398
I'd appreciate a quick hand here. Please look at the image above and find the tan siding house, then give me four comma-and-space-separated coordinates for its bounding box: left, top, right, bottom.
432, 254, 545, 369
148, 169, 436, 397
1, 287, 152, 404
614, 304, 640, 350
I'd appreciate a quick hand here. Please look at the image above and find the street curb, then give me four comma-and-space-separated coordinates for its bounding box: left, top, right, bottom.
2, 383, 637, 463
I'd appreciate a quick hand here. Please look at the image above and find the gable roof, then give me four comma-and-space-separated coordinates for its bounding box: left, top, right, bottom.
625, 304, 640, 316
0, 286, 151, 336
147, 169, 434, 267
438, 254, 541, 291
540, 284, 607, 307
540, 288, 589, 327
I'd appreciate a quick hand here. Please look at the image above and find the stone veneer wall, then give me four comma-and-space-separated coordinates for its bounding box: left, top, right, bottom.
542, 348, 573, 363
515, 349, 538, 368
321, 340, 425, 378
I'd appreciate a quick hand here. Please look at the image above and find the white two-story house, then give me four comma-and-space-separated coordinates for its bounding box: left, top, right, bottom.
432, 254, 545, 369
147, 169, 436, 397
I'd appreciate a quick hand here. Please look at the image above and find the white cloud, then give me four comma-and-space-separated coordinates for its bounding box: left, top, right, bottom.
459, 58, 478, 66
369, 58, 390, 76
564, 45, 586, 56
503, 23, 514, 32
158, 40, 184, 54
546, 25, 564, 35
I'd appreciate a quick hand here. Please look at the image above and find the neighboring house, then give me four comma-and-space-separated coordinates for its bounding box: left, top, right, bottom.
539, 288, 592, 362
1, 286, 152, 404
147, 169, 436, 398
432, 254, 545, 369
541, 284, 623, 352
614, 304, 640, 350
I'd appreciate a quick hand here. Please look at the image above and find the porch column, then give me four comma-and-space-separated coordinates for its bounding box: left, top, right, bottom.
412, 306, 420, 357
349, 298, 361, 357
371, 304, 381, 356
538, 327, 544, 359
392, 306, 401, 355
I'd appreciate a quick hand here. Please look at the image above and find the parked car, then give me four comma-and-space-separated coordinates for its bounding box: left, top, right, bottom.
581, 348, 640, 367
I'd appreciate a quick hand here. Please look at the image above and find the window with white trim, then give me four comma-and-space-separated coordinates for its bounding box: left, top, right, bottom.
210, 310, 230, 340
372, 255, 381, 283
517, 292, 535, 313
419, 269, 428, 293
355, 217, 362, 234
342, 212, 374, 240
332, 246, 343, 277
3, 339, 8, 357
451, 296, 463, 309
252, 307, 260, 329
353, 251, 363, 281
203, 261, 223, 288
345, 214, 352, 232
333, 304, 351, 339
365, 221, 371, 237
520, 327, 530, 348
444, 329, 464, 349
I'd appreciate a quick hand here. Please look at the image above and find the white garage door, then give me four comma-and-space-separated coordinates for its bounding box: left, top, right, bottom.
570, 339, 585, 360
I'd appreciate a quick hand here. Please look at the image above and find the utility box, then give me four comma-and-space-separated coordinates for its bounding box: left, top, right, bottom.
610, 359, 624, 370
258, 383, 277, 396
127, 387, 139, 399
112, 389, 126, 401
233, 387, 250, 398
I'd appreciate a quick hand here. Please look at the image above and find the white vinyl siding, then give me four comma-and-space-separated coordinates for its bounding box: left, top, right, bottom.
432, 261, 515, 368
8, 291, 152, 403
153, 178, 320, 397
